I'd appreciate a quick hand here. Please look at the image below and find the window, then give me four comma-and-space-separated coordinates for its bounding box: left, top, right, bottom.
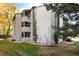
22, 22, 24, 27
25, 32, 30, 37
22, 32, 24, 37
22, 32, 30, 37
25, 22, 30, 27
22, 21, 30, 27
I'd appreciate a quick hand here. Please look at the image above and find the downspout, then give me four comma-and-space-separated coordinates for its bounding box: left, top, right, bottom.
32, 6, 37, 43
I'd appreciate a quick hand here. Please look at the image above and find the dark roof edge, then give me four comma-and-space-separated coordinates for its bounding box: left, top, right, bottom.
31, 5, 45, 9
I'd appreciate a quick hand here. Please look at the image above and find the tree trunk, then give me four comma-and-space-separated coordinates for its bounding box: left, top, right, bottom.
6, 24, 10, 35
3, 26, 6, 40
6, 18, 11, 40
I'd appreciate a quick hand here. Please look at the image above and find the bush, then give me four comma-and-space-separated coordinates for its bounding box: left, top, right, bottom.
54, 31, 59, 44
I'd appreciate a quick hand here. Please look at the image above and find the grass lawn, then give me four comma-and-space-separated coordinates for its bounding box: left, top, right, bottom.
39, 42, 79, 56
0, 40, 79, 56
0, 40, 39, 56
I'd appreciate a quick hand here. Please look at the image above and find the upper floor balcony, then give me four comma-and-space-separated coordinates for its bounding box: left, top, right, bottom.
22, 27, 31, 32
21, 21, 31, 32
22, 16, 31, 22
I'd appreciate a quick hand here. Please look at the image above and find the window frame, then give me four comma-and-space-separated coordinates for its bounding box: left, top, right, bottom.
22, 32, 30, 37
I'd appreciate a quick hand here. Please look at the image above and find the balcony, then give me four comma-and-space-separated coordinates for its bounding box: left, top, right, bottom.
22, 27, 31, 32
22, 37, 31, 41
22, 16, 31, 22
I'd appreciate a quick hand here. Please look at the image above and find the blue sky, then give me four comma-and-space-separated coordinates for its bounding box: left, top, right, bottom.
12, 3, 43, 12
12, 3, 31, 11
12, 3, 30, 8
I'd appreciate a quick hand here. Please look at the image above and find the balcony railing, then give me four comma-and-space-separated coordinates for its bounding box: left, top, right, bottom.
22, 16, 31, 22
22, 27, 31, 32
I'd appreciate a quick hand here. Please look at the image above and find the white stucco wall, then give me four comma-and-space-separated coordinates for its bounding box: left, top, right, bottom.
30, 9, 34, 42
34, 6, 55, 45
14, 12, 32, 41
14, 13, 22, 40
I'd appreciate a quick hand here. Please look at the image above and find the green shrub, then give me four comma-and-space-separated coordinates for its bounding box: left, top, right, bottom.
54, 31, 59, 44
